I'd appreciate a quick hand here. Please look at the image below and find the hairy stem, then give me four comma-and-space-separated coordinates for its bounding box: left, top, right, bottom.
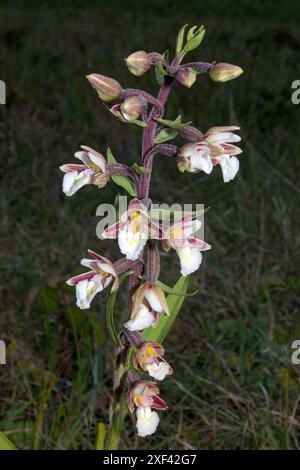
139, 54, 184, 198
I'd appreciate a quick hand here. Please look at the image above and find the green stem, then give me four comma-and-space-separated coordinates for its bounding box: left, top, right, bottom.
104, 347, 129, 450
105, 395, 128, 450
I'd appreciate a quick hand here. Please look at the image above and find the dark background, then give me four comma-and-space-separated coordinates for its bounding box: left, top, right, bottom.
1, 0, 300, 449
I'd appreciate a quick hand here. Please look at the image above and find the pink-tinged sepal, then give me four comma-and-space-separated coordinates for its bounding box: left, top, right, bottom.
66, 271, 95, 286
187, 237, 212, 251
59, 164, 87, 173
149, 220, 166, 240
150, 395, 168, 410
219, 143, 243, 156
102, 220, 125, 239
87, 249, 106, 261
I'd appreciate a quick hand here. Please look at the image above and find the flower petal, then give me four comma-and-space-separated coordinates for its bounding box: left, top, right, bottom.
118, 227, 148, 261
146, 361, 172, 381
177, 245, 203, 276
75, 276, 104, 309
190, 153, 213, 174
219, 155, 240, 182
62, 169, 93, 196
125, 303, 153, 331
136, 407, 159, 437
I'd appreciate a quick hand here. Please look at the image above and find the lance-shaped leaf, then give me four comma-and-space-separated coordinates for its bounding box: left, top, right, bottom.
106, 271, 133, 346
150, 206, 210, 221
176, 24, 188, 54
184, 26, 205, 53
142, 276, 189, 344
155, 115, 192, 130
154, 50, 169, 85
156, 279, 198, 297
106, 148, 137, 197
0, 432, 16, 450
131, 163, 151, 174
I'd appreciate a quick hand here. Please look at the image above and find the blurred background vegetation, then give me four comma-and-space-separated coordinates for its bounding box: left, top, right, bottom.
0, 0, 300, 450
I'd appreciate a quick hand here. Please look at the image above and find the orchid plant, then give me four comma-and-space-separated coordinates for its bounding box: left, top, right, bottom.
61, 24, 243, 449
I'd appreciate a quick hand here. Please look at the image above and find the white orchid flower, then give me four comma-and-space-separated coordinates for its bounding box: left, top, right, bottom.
163, 214, 211, 276
102, 198, 162, 261
136, 407, 160, 437
176, 141, 213, 174
66, 250, 118, 309
128, 381, 168, 437
204, 126, 242, 182
134, 342, 173, 381
176, 125, 242, 182
60, 145, 109, 196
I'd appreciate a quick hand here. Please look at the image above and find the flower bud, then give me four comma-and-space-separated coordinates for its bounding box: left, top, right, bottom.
121, 96, 144, 121
125, 51, 151, 76
86, 73, 122, 102
209, 63, 243, 83
176, 68, 197, 88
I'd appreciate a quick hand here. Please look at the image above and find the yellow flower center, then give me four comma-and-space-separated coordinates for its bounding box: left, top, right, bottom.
130, 211, 141, 222
89, 162, 101, 172
170, 226, 182, 239
146, 347, 154, 356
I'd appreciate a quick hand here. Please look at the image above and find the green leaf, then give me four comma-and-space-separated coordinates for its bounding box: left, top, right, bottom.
106, 271, 133, 346
187, 25, 198, 41
0, 432, 17, 450
150, 206, 209, 221
176, 24, 188, 53
154, 128, 178, 144
106, 148, 137, 197
131, 163, 151, 174
184, 27, 205, 52
155, 64, 165, 86
128, 119, 147, 128
155, 115, 192, 130
163, 49, 170, 64
95, 422, 106, 450
142, 276, 189, 343
154, 50, 170, 85
156, 279, 198, 297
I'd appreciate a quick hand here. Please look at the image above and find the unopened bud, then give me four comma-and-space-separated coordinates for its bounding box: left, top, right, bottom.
86, 73, 122, 102
176, 68, 197, 88
121, 96, 144, 121
209, 63, 243, 83
125, 51, 151, 76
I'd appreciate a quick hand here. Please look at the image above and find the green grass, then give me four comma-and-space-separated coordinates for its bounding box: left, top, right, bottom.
0, 0, 300, 450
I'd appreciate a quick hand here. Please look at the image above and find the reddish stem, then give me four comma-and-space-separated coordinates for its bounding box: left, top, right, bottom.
138, 54, 184, 199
